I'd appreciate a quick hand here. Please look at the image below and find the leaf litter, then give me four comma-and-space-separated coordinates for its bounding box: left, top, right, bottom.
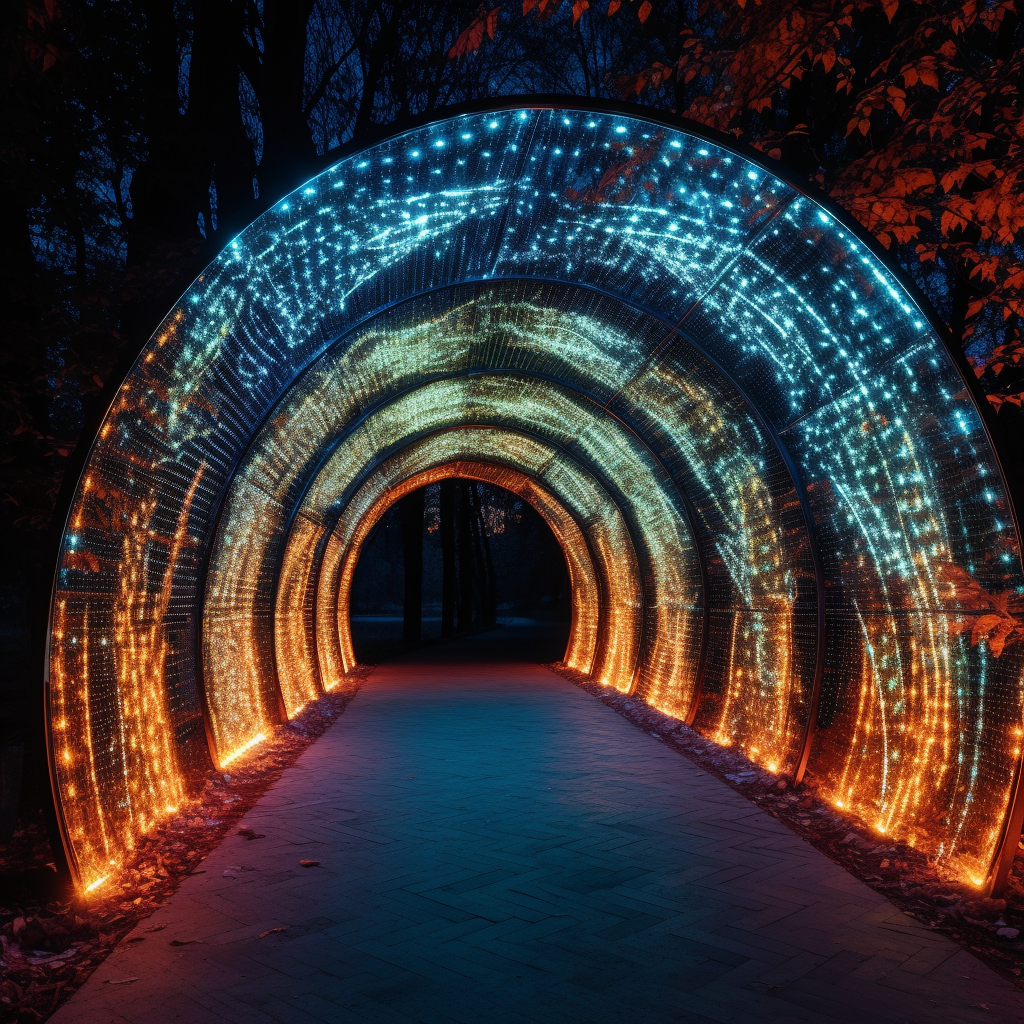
0, 669, 368, 1022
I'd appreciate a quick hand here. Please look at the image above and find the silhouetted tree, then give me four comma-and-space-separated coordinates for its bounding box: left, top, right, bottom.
400, 489, 424, 642
440, 480, 456, 637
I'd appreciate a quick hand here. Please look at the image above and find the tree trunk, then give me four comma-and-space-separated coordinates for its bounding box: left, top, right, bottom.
457, 482, 474, 632
468, 484, 496, 627
440, 480, 456, 638
185, 0, 256, 237
949, 257, 971, 352
120, 1, 205, 353
352, 11, 400, 141
674, 0, 688, 114
401, 489, 423, 643
254, 0, 320, 205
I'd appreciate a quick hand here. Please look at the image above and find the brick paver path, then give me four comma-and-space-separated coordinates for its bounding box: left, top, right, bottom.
54, 626, 1023, 1023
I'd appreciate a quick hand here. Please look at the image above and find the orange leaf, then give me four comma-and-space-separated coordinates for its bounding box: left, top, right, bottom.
972, 613, 1003, 647
573, 0, 588, 23
883, 0, 899, 21
638, 0, 652, 22
940, 209, 970, 235
968, 256, 998, 283
987, 618, 1017, 657
608, 0, 620, 12
449, 7, 501, 58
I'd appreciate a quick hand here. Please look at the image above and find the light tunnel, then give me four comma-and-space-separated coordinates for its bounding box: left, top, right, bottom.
48, 103, 1024, 896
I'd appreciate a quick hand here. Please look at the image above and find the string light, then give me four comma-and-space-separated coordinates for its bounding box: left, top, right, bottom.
49, 108, 1022, 893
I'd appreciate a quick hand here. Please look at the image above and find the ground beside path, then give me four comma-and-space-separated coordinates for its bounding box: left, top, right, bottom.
53, 625, 1023, 1024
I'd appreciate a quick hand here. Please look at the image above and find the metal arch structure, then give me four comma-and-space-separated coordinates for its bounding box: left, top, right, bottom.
45, 101, 1024, 898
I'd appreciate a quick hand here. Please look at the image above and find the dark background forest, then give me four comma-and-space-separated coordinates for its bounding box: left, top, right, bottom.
348, 481, 570, 663
1, 0, 1022, 829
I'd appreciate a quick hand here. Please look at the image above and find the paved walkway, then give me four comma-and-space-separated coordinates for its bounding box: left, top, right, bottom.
55, 626, 1023, 1024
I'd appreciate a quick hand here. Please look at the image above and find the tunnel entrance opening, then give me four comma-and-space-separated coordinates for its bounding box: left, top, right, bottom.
349, 479, 571, 665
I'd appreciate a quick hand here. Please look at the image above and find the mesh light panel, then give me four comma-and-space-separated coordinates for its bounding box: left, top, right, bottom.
49, 106, 1023, 894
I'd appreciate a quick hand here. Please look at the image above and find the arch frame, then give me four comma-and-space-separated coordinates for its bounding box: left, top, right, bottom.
41, 97, 1024, 895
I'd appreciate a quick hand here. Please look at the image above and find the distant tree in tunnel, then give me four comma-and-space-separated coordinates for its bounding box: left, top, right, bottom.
468, 483, 498, 629
457, 481, 475, 633
400, 488, 424, 643
440, 480, 456, 638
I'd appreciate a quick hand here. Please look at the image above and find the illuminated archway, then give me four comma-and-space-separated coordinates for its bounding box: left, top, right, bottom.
323, 451, 606, 683
48, 103, 1024, 895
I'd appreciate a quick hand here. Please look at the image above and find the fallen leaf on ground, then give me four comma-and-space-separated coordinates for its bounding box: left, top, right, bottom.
299, 860, 320, 868
258, 927, 289, 938
0, 678, 370, 1024
103, 977, 138, 985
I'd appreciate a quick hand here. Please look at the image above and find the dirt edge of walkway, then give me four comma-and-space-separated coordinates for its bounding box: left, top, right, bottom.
0, 666, 373, 1024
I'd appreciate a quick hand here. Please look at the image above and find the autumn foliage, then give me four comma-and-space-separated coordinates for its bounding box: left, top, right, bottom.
449, 6, 501, 58
449, 0, 1024, 413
